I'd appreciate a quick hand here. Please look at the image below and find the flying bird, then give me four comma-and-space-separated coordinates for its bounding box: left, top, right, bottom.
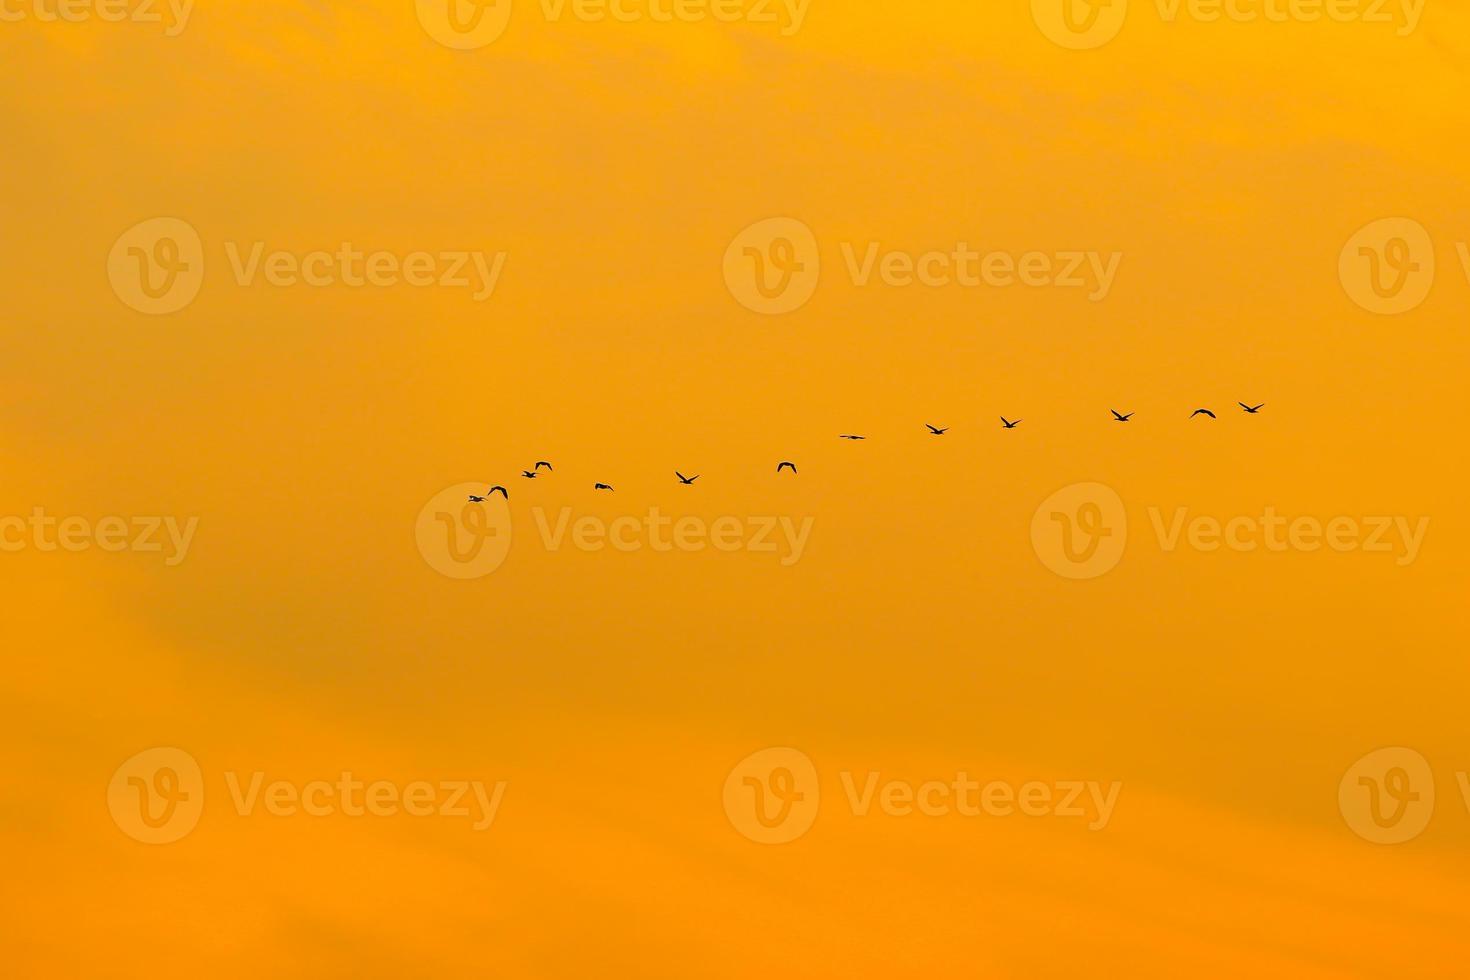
467, 495, 486, 502
1239, 402, 1265, 414
486, 486, 508, 498
1112, 410, 1133, 422
839, 434, 866, 440
676, 472, 698, 485
1191, 409, 1217, 419
1001, 417, 1021, 429
521, 471, 537, 479
926, 424, 948, 435
594, 483, 614, 491
776, 462, 798, 474
535, 461, 553, 471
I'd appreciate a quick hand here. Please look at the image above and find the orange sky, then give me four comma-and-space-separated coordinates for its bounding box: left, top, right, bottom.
3, 1, 1470, 976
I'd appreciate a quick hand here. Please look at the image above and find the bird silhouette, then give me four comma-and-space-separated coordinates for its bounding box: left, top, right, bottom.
456, 398, 1282, 502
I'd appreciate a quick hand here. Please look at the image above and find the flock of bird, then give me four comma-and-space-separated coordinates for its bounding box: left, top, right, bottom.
468, 404, 1266, 499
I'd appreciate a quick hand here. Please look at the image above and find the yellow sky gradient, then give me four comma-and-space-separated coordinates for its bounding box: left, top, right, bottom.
3, 1, 1470, 975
